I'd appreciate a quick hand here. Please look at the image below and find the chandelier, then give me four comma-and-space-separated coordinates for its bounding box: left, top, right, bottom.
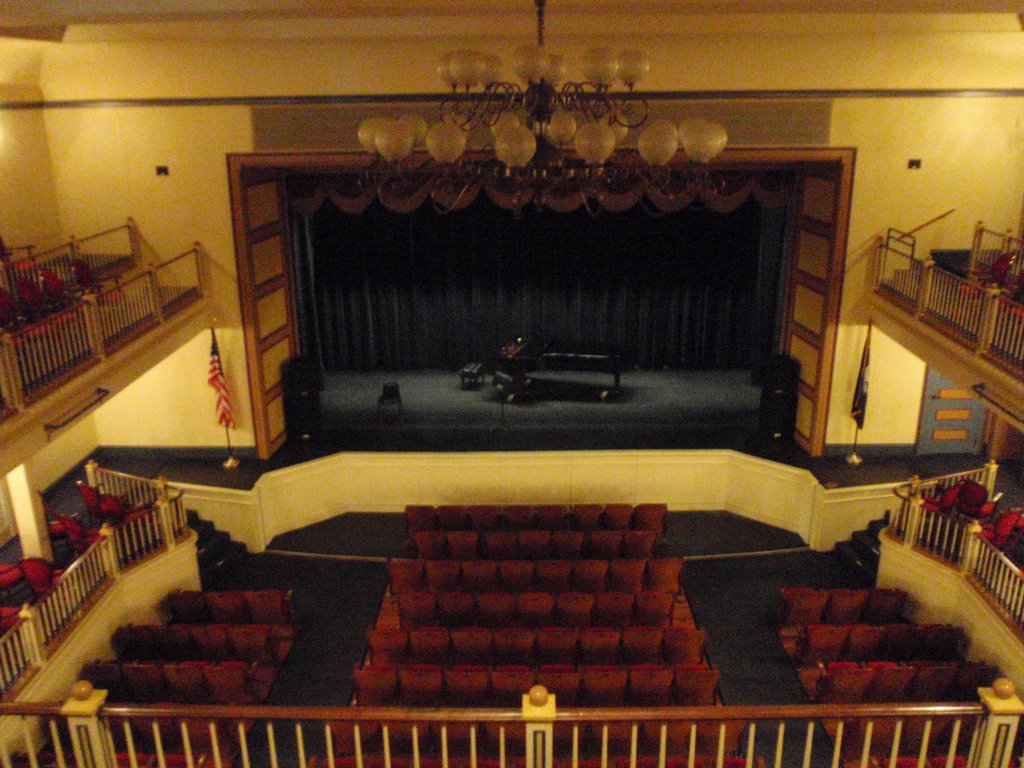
353, 0, 729, 213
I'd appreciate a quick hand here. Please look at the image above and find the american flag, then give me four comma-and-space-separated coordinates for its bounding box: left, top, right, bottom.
208, 329, 236, 430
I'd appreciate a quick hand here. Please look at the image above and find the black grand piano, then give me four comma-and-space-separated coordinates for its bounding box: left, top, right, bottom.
490, 338, 624, 401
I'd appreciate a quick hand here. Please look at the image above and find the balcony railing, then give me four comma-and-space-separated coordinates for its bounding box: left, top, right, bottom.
0, 239, 206, 415
1, 223, 137, 299
886, 462, 1024, 632
970, 225, 1024, 286
0, 463, 189, 699
0, 693, 1015, 768
874, 230, 1024, 376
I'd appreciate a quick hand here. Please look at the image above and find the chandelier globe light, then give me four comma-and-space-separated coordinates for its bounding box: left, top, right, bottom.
353, 0, 730, 212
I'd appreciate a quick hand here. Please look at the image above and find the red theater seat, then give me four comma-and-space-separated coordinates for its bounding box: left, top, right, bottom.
662, 627, 706, 665
437, 505, 470, 530
581, 665, 627, 706
477, 592, 517, 627
504, 505, 536, 531
444, 665, 490, 706
499, 561, 535, 592
571, 561, 608, 593
494, 627, 536, 665
388, 560, 426, 593
589, 530, 623, 559
467, 505, 501, 531
862, 588, 907, 624
603, 504, 634, 530
555, 592, 594, 627
607, 560, 646, 593
399, 664, 443, 706
550, 531, 584, 559
227, 624, 272, 664
621, 626, 664, 664
405, 505, 437, 533
634, 591, 674, 626
517, 530, 551, 560
461, 560, 500, 591
593, 592, 635, 627
396, 592, 436, 628
536, 626, 578, 665
354, 664, 399, 705
425, 560, 462, 592
369, 628, 409, 665
579, 627, 620, 665
825, 589, 869, 624
413, 531, 447, 559
491, 665, 535, 707
622, 529, 656, 558
633, 504, 668, 534
163, 660, 212, 704
571, 505, 604, 531
534, 560, 572, 592
451, 627, 493, 665
167, 591, 211, 624
535, 505, 570, 531
517, 592, 555, 627
645, 558, 684, 593
845, 624, 887, 661
779, 588, 828, 626
629, 664, 673, 705
436, 591, 475, 627
483, 532, 518, 560
537, 664, 582, 705
409, 627, 451, 663
446, 531, 479, 560
671, 664, 719, 706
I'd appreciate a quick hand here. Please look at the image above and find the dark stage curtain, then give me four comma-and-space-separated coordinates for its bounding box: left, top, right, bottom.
291, 193, 780, 372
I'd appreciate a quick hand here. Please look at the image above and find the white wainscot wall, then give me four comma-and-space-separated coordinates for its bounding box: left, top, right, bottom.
245, 449, 883, 552
179, 483, 264, 552
878, 535, 1024, 692
814, 482, 902, 551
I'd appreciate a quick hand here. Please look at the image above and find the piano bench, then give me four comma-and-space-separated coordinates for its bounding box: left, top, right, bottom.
460, 362, 485, 389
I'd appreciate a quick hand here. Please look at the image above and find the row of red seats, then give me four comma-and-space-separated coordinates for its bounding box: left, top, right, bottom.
796, 622, 964, 665
389, 557, 682, 594
369, 625, 706, 667
396, 590, 676, 628
80, 658, 277, 704
113, 622, 295, 664
779, 587, 907, 627
0, 261, 96, 330
76, 482, 150, 525
354, 661, 719, 708
406, 503, 667, 535
413, 529, 660, 560
813, 659, 999, 704
167, 588, 295, 625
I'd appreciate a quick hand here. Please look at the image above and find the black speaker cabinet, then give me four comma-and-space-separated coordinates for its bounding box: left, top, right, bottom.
758, 354, 799, 441
282, 357, 323, 441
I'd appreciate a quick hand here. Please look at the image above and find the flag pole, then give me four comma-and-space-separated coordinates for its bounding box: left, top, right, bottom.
223, 425, 239, 469
847, 321, 871, 466
846, 426, 863, 465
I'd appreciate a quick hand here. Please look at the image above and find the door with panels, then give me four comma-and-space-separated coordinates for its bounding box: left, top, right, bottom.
781, 154, 855, 457
916, 369, 986, 454
229, 161, 299, 459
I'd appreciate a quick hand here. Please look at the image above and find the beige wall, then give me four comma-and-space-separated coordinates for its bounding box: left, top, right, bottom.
1, 25, 1023, 452
91, 327, 253, 448
827, 97, 1024, 446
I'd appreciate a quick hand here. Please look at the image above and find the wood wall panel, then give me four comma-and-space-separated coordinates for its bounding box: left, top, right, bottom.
229, 160, 300, 459
782, 151, 856, 456
251, 235, 285, 286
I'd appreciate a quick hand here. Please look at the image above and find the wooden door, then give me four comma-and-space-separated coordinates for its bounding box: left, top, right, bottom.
782, 157, 855, 456
916, 370, 986, 454
228, 163, 298, 459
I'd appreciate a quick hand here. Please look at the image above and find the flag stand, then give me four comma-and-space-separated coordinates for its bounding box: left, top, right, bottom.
846, 428, 863, 466
222, 425, 240, 469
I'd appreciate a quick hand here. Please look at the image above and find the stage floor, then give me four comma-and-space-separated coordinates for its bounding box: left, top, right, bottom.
309, 367, 765, 453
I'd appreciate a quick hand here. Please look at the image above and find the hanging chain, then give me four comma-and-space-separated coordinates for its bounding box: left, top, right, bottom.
535, 0, 546, 47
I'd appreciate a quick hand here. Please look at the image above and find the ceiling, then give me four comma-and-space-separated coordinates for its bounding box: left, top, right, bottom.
0, 0, 1021, 44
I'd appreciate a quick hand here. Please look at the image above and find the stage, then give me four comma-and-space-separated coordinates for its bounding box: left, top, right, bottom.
304, 367, 765, 453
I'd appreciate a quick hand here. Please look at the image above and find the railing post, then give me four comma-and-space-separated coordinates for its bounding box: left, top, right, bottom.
978, 287, 1003, 353
969, 221, 985, 278
194, 242, 207, 296
984, 459, 1000, 497
62, 681, 117, 768
971, 679, 1024, 768
127, 217, 141, 262
17, 604, 44, 665
904, 484, 924, 549
962, 521, 983, 575
0, 332, 24, 410
147, 268, 165, 322
81, 294, 106, 360
85, 460, 100, 490
917, 259, 935, 317
154, 477, 176, 548
99, 523, 120, 577
523, 684, 555, 768
873, 234, 885, 289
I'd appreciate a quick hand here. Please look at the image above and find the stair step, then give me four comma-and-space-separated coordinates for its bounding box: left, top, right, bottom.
866, 517, 889, 538
852, 529, 881, 560
197, 530, 230, 567
834, 541, 877, 584
200, 541, 248, 590
191, 519, 216, 544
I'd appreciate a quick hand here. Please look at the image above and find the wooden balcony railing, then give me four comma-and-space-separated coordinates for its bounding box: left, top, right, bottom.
874, 231, 1024, 376
1, 691, 1019, 768
970, 224, 1024, 286
0, 463, 190, 699
0, 241, 206, 416
1, 222, 138, 299
886, 462, 1024, 633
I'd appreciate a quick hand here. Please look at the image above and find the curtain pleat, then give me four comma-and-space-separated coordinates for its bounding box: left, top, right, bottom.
296, 188, 782, 372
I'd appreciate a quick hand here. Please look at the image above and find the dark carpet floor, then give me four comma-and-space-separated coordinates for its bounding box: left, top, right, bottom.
234, 510, 860, 711
266, 510, 808, 560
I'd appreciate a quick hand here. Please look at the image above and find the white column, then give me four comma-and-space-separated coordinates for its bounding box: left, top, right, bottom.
523, 684, 555, 768
971, 679, 1024, 768
5, 464, 52, 561
62, 681, 116, 768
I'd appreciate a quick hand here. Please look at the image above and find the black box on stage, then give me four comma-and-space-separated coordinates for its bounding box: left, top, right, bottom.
282, 357, 322, 440
758, 354, 799, 441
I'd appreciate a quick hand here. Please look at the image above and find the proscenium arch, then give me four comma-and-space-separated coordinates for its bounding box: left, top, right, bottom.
227, 147, 855, 459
